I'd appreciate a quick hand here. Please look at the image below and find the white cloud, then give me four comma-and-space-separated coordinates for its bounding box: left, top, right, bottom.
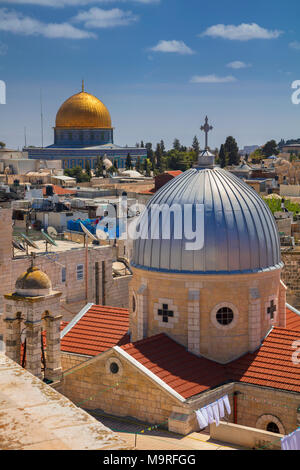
190, 74, 237, 84
0, 0, 160, 6
0, 8, 96, 38
150, 40, 194, 55
73, 7, 138, 28
227, 61, 251, 69
289, 41, 300, 50
201, 23, 282, 41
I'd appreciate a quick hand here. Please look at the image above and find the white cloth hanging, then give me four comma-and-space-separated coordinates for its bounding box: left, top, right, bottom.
223, 394, 231, 415
205, 405, 215, 424
212, 402, 220, 426
281, 428, 300, 450
201, 406, 209, 425
195, 410, 208, 430
217, 398, 225, 419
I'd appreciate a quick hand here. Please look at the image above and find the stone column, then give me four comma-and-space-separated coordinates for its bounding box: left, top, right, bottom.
187, 288, 200, 356
248, 287, 261, 352
44, 313, 63, 382
25, 320, 42, 379
278, 280, 287, 328
136, 283, 148, 341
4, 312, 21, 364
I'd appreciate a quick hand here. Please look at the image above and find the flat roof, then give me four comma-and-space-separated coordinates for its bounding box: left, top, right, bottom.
13, 238, 108, 256
0, 353, 128, 450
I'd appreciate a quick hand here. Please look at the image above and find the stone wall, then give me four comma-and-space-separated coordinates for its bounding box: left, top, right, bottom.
234, 383, 299, 435
61, 351, 89, 372
281, 250, 300, 308
110, 276, 131, 308
61, 349, 179, 426
210, 421, 283, 450
130, 266, 284, 364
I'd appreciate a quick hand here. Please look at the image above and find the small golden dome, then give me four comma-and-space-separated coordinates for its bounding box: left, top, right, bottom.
15, 266, 52, 297
55, 90, 112, 129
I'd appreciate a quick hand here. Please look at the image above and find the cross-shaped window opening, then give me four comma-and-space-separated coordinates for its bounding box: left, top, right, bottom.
267, 300, 277, 320
158, 304, 174, 323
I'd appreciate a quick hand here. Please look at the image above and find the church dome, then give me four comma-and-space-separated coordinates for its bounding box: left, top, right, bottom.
15, 266, 52, 297
55, 90, 112, 129
132, 167, 282, 274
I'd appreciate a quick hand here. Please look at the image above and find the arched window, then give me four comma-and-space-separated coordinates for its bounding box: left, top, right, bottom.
216, 307, 234, 326
267, 422, 280, 434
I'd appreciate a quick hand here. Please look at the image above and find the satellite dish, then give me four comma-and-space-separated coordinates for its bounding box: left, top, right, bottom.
41, 229, 57, 247
79, 222, 98, 242
96, 227, 108, 240
47, 226, 58, 238
12, 239, 26, 252
20, 233, 39, 250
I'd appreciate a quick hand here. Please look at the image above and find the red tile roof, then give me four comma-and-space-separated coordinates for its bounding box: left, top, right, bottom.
120, 334, 227, 399
286, 307, 300, 331
165, 170, 182, 177
60, 305, 130, 357
120, 328, 300, 399
42, 185, 76, 196
59, 303, 300, 399
228, 328, 300, 394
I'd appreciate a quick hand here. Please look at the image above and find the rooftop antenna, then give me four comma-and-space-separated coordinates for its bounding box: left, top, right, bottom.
40, 88, 44, 148
24, 126, 27, 148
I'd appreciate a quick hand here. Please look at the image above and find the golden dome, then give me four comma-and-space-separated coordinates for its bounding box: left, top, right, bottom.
55, 89, 112, 129
15, 266, 52, 297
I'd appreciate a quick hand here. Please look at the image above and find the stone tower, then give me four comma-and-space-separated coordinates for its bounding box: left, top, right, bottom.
4, 265, 62, 381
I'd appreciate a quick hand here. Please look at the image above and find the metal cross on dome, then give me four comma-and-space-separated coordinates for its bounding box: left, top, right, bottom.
200, 116, 213, 150
267, 300, 277, 319
158, 304, 174, 323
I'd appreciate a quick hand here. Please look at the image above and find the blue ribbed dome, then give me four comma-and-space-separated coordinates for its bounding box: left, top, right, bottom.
132, 167, 282, 274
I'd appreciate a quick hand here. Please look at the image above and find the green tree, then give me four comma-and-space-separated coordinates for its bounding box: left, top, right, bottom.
126, 153, 133, 170
95, 156, 104, 177
262, 140, 279, 157
173, 138, 181, 151
192, 136, 200, 160
155, 143, 163, 172
64, 166, 90, 183
0, 142, 5, 149
224, 136, 239, 166
140, 140, 145, 148
160, 139, 166, 155
135, 156, 141, 172
219, 144, 227, 168
250, 148, 264, 163
85, 160, 91, 179
143, 158, 151, 177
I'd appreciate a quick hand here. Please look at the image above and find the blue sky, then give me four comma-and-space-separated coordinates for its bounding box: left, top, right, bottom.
0, 0, 300, 150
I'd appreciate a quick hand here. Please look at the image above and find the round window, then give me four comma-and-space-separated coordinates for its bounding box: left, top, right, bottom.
267, 422, 280, 434
216, 307, 234, 326
110, 362, 119, 374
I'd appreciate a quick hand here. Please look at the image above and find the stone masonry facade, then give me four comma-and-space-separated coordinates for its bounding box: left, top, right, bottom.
130, 266, 284, 364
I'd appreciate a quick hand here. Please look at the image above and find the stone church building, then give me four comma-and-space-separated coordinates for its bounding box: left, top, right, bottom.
3, 152, 300, 437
